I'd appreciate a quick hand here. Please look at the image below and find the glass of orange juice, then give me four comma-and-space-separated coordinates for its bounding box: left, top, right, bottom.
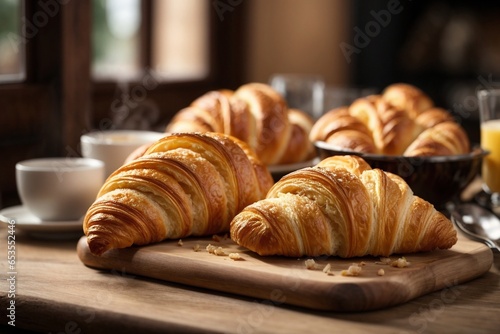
478, 89, 500, 194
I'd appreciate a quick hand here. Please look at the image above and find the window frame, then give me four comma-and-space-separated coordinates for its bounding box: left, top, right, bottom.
0, 0, 248, 208
90, 0, 248, 130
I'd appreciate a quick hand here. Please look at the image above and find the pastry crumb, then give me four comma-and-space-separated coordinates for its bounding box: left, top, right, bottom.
177, 239, 183, 246
206, 244, 216, 253
377, 268, 385, 276
359, 261, 366, 266
206, 243, 227, 256
375, 257, 392, 265
341, 263, 362, 276
214, 247, 226, 256
205, 244, 226, 256
193, 244, 201, 252
391, 257, 410, 268
305, 259, 318, 270
212, 234, 221, 242
229, 253, 242, 260
323, 263, 334, 275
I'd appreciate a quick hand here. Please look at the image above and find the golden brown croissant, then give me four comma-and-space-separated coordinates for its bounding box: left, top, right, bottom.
278, 109, 316, 164
83, 132, 274, 256
230, 155, 457, 258
382, 83, 434, 118
166, 83, 315, 165
414, 107, 455, 128
404, 121, 470, 156
310, 83, 470, 156
309, 107, 376, 153
166, 90, 244, 136
348, 95, 423, 155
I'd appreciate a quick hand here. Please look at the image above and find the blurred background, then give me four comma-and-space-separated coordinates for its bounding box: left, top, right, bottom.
1, 0, 499, 207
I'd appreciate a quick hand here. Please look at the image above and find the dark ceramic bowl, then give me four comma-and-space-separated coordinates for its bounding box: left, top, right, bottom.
315, 141, 488, 210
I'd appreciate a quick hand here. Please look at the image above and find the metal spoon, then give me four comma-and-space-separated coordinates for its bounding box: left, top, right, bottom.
450, 203, 500, 251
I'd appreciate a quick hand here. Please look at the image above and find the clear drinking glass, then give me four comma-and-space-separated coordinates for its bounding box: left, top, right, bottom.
269, 74, 325, 120
322, 86, 378, 111
478, 89, 500, 195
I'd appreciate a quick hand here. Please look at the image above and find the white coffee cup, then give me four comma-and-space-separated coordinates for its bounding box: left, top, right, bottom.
16, 157, 105, 221
80, 130, 165, 178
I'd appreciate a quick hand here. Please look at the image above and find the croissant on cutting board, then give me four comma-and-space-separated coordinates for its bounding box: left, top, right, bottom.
83, 132, 274, 256
230, 155, 457, 258
309, 83, 470, 156
165, 83, 315, 165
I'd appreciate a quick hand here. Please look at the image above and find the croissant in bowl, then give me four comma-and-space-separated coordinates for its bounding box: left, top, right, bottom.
166, 83, 316, 165
310, 83, 470, 156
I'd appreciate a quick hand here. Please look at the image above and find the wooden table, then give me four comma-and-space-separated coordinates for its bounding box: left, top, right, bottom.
0, 222, 499, 334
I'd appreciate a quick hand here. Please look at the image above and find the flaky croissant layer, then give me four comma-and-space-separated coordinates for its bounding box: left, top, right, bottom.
166, 83, 316, 165
310, 83, 470, 156
230, 155, 457, 258
83, 132, 274, 256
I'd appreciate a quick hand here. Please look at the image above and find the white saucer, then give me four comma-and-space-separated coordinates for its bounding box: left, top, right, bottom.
0, 205, 84, 239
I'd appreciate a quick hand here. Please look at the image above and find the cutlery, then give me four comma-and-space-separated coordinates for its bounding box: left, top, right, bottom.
450, 203, 500, 251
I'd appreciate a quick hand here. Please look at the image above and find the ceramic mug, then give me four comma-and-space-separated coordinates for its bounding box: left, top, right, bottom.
81, 130, 166, 178
16, 157, 105, 221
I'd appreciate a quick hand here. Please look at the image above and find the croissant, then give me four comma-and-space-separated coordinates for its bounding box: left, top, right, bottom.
381, 83, 434, 118
414, 107, 455, 128
230, 155, 457, 258
404, 121, 470, 156
166, 83, 315, 165
83, 132, 274, 256
278, 108, 317, 164
310, 83, 470, 156
309, 107, 376, 153
348, 95, 423, 155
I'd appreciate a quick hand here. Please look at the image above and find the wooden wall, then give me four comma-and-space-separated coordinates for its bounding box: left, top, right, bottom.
243, 0, 351, 86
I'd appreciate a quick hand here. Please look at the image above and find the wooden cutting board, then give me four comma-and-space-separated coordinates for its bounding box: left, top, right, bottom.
77, 235, 493, 312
